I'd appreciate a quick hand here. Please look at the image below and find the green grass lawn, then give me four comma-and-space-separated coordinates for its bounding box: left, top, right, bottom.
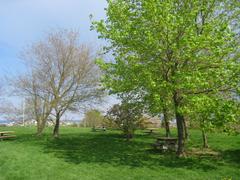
0, 127, 239, 180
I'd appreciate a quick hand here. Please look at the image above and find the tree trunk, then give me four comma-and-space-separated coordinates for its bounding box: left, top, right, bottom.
163, 108, 171, 137
53, 112, 60, 138
36, 123, 44, 136
173, 92, 185, 157
126, 133, 133, 141
202, 129, 209, 148
36, 118, 46, 136
183, 117, 189, 141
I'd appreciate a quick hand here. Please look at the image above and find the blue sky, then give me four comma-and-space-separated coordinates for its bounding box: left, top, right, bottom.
0, 0, 118, 120
0, 0, 107, 76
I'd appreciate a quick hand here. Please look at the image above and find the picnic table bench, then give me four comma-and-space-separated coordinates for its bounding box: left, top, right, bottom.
152, 137, 178, 151
0, 131, 16, 141
143, 128, 158, 135
92, 127, 106, 132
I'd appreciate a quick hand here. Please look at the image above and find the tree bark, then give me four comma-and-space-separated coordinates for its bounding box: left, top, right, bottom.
183, 117, 189, 141
163, 108, 171, 137
36, 122, 44, 136
53, 112, 60, 138
173, 92, 185, 157
126, 133, 133, 141
36, 118, 46, 136
202, 129, 209, 148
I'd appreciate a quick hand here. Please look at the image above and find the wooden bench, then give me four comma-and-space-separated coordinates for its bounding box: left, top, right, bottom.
143, 128, 158, 135
92, 127, 106, 132
0, 131, 16, 141
152, 137, 178, 152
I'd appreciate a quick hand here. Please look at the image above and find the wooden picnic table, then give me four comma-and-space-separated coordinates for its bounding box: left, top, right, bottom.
0, 131, 16, 140
143, 128, 158, 135
92, 127, 106, 132
143, 129, 154, 134
157, 137, 178, 142
153, 137, 178, 151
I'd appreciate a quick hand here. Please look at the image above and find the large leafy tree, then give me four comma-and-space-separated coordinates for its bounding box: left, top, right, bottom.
93, 0, 240, 156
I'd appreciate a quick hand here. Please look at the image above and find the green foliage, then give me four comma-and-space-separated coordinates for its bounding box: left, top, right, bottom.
93, 0, 240, 136
81, 109, 105, 128
185, 94, 240, 134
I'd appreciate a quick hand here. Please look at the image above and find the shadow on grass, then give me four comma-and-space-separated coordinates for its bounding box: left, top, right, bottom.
12, 131, 240, 170
39, 132, 221, 171
220, 149, 240, 167
4, 127, 239, 173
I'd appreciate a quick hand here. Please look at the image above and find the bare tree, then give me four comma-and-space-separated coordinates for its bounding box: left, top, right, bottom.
0, 100, 22, 123
18, 29, 103, 137
14, 70, 54, 135
0, 83, 22, 123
